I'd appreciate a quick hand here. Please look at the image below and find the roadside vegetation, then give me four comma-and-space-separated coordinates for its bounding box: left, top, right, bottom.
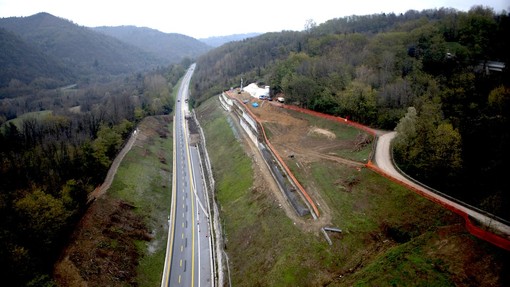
192, 7, 510, 220
0, 63, 185, 285
107, 116, 173, 286
196, 95, 509, 286
53, 116, 174, 286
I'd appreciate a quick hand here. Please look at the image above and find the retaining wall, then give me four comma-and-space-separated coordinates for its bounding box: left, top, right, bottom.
224, 92, 320, 218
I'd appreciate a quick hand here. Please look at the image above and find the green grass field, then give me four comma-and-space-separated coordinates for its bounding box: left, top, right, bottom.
107, 116, 173, 286
0, 110, 52, 131
195, 95, 508, 286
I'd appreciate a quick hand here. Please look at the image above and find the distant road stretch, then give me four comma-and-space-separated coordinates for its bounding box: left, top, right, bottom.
161, 64, 213, 287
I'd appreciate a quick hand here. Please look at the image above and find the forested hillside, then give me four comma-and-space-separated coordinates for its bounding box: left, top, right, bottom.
0, 56, 186, 285
192, 7, 510, 219
0, 13, 161, 82
94, 26, 211, 64
0, 28, 73, 89
199, 32, 261, 47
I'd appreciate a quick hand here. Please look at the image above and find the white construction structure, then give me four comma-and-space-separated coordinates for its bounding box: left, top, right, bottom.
244, 83, 270, 99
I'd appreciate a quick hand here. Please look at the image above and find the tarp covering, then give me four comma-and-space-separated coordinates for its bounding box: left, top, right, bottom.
244, 83, 269, 98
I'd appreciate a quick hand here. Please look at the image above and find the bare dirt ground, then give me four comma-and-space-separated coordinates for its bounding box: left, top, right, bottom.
53, 198, 149, 287
53, 116, 169, 287
227, 109, 332, 232
230, 92, 373, 231
238, 93, 363, 166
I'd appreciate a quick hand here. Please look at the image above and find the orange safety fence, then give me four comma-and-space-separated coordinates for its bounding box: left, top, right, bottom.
225, 92, 510, 251
366, 161, 510, 251
277, 100, 510, 250
225, 91, 320, 218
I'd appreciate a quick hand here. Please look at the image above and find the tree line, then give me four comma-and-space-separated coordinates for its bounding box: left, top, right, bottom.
192, 7, 510, 219
0, 64, 185, 286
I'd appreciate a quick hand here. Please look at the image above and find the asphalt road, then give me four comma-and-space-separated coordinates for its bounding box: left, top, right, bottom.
162, 64, 213, 287
375, 131, 510, 240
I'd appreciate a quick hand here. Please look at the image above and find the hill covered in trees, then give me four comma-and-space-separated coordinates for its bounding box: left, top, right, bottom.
0, 12, 163, 86
0, 62, 187, 285
199, 32, 261, 47
191, 7, 510, 219
94, 26, 211, 64
0, 12, 192, 284
0, 27, 73, 89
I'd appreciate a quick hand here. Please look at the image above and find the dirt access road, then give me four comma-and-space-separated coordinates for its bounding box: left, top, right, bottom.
375, 131, 510, 246
87, 129, 138, 202
229, 91, 375, 230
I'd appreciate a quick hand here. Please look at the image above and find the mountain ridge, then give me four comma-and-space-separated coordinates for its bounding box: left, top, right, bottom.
93, 25, 211, 64
199, 32, 261, 47
0, 27, 72, 89
0, 12, 161, 78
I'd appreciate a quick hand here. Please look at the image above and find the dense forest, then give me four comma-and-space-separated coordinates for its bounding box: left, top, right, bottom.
0, 12, 212, 285
0, 13, 163, 83
0, 63, 185, 286
192, 7, 510, 219
0, 12, 209, 89
94, 26, 211, 64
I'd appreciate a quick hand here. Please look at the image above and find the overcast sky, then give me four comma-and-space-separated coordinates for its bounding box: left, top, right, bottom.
0, 0, 508, 38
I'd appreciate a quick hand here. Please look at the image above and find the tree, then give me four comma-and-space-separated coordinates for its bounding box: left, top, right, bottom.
458, 6, 497, 59
15, 190, 70, 250
393, 107, 418, 166
430, 122, 462, 177
488, 85, 510, 116
281, 74, 319, 108
304, 19, 317, 33
338, 81, 377, 123
93, 124, 122, 167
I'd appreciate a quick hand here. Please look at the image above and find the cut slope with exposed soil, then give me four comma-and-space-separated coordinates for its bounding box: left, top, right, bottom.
54, 116, 173, 286
203, 94, 510, 286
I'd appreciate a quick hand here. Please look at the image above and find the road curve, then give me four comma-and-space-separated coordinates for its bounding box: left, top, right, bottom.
374, 131, 510, 246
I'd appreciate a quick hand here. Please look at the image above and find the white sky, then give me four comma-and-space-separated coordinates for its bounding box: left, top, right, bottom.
0, 0, 509, 38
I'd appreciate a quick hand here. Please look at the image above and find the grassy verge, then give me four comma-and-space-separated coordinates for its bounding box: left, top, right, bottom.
197, 97, 316, 286
346, 231, 454, 287
107, 116, 173, 286
0, 110, 52, 130
196, 95, 508, 286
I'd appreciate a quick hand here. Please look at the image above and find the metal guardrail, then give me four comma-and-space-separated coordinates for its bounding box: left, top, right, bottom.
388, 140, 510, 227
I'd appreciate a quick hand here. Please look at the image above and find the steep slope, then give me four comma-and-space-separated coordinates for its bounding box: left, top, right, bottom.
199, 33, 261, 47
0, 27, 72, 88
93, 26, 211, 63
192, 8, 510, 221
0, 12, 161, 77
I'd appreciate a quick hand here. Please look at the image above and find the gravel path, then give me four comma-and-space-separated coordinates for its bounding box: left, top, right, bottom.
87, 129, 138, 202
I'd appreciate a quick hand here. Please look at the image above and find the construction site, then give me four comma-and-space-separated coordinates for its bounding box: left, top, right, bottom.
196, 87, 509, 286
219, 87, 375, 229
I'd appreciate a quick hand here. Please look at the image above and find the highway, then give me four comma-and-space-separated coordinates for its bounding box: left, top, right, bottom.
162, 64, 213, 287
